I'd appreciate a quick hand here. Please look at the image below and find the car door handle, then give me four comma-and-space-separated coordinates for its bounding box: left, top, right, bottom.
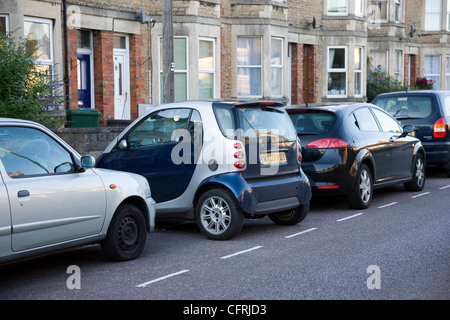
18, 190, 30, 198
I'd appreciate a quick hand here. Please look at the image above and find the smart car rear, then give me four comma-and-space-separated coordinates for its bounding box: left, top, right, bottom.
96, 100, 311, 240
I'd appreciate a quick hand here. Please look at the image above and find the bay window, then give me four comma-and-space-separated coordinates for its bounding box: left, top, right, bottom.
424, 55, 440, 90
271, 37, 283, 97
237, 37, 262, 97
199, 38, 215, 99
424, 0, 442, 31
327, 47, 347, 97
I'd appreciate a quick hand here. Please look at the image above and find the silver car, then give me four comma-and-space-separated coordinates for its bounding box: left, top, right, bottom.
0, 118, 156, 265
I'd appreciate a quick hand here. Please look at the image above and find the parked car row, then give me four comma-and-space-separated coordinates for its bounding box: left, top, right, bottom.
1, 91, 447, 265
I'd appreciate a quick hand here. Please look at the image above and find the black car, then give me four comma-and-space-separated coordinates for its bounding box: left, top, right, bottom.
286, 103, 425, 209
372, 90, 450, 177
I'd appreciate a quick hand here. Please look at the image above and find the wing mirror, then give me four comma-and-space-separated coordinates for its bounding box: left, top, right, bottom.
80, 155, 95, 169
118, 139, 128, 150
400, 124, 415, 137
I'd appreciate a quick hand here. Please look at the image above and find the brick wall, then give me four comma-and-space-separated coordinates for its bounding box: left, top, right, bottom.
93, 30, 114, 127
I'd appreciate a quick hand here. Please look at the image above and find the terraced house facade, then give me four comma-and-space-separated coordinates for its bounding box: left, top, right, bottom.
1, 0, 449, 126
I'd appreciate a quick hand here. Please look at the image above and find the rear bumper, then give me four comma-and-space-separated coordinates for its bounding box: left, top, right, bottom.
200, 171, 311, 215
422, 141, 450, 166
302, 162, 355, 196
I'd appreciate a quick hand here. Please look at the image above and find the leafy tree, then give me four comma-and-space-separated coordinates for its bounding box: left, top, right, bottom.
0, 32, 64, 126
366, 58, 406, 102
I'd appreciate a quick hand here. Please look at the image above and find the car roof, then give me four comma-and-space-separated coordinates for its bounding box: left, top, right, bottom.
285, 103, 380, 116
374, 90, 450, 99
0, 117, 45, 127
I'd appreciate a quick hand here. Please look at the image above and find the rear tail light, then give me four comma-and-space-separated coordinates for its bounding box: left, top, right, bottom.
434, 117, 447, 138
233, 141, 246, 169
307, 138, 349, 149
297, 137, 302, 164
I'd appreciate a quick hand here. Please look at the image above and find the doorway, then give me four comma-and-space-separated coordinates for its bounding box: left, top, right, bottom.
113, 37, 130, 120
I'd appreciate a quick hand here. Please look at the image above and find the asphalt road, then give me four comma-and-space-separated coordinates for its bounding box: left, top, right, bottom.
0, 166, 448, 304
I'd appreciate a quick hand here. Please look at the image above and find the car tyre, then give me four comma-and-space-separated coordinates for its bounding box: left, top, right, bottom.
196, 189, 244, 240
269, 202, 309, 225
347, 164, 373, 209
404, 153, 425, 191
102, 204, 147, 261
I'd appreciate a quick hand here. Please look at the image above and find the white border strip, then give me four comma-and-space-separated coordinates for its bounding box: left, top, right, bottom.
220, 246, 263, 259
285, 227, 317, 239
439, 185, 450, 190
136, 270, 190, 288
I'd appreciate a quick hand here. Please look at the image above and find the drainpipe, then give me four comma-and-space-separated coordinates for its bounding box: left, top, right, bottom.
62, 0, 70, 111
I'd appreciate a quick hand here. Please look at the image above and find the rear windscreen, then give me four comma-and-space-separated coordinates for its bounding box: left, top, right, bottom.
373, 96, 434, 119
214, 106, 297, 142
289, 112, 337, 134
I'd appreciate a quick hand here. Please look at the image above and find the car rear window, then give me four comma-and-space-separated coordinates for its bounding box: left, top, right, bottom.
237, 107, 297, 142
214, 105, 297, 142
444, 96, 450, 117
373, 95, 433, 119
288, 111, 337, 134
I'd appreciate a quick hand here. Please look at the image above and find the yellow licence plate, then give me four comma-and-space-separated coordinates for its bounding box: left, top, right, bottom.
260, 152, 287, 165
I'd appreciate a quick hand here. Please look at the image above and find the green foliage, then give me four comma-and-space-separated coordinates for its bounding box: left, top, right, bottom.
366, 58, 407, 102
0, 32, 64, 127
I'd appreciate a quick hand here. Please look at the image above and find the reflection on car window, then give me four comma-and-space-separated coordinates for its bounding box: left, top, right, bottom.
374, 96, 433, 119
353, 107, 379, 132
444, 96, 450, 117
238, 107, 297, 142
0, 127, 74, 177
289, 112, 336, 134
372, 108, 402, 133
128, 108, 191, 149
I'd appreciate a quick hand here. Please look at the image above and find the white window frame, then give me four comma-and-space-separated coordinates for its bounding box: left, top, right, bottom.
446, 56, 450, 90
198, 37, 216, 99
271, 37, 283, 98
23, 17, 54, 67
0, 14, 9, 34
368, 0, 389, 23
355, 0, 364, 16
158, 36, 189, 104
394, 0, 402, 23
327, 46, 348, 98
424, 55, 441, 90
327, 0, 348, 16
354, 47, 363, 97
424, 0, 442, 31
236, 36, 262, 98
394, 50, 402, 82
447, 1, 450, 31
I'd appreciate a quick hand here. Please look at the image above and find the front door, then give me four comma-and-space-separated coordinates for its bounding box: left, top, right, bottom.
77, 54, 91, 108
113, 51, 130, 120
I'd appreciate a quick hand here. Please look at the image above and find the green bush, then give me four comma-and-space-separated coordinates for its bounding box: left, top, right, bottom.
0, 32, 64, 126
366, 59, 407, 102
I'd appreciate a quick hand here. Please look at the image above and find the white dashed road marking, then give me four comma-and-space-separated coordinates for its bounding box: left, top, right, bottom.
411, 192, 430, 198
336, 212, 364, 222
377, 202, 398, 209
136, 270, 190, 288
284, 227, 317, 239
220, 246, 263, 259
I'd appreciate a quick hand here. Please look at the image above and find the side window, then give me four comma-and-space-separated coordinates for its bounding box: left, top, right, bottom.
372, 108, 402, 133
188, 110, 203, 148
127, 108, 191, 149
353, 107, 380, 132
0, 127, 74, 177
214, 107, 235, 138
